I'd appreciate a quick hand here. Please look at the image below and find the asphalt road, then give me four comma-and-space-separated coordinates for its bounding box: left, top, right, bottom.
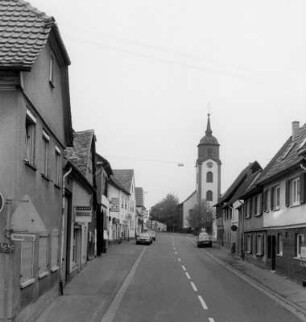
105, 233, 301, 322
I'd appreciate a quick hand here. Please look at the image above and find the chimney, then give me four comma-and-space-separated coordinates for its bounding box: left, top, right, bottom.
292, 121, 300, 141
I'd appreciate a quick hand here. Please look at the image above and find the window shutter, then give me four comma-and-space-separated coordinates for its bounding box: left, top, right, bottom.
285, 180, 290, 207
270, 188, 274, 210
300, 173, 306, 205
259, 194, 263, 215
263, 191, 266, 212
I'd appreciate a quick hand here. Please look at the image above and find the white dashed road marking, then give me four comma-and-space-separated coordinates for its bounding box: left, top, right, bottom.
182, 265, 186, 271
190, 282, 198, 292
198, 295, 208, 310
174, 251, 178, 255
185, 272, 191, 280
208, 318, 215, 322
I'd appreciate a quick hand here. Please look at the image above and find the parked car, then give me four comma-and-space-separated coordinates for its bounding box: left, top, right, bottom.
197, 231, 212, 247
149, 230, 157, 241
136, 232, 152, 245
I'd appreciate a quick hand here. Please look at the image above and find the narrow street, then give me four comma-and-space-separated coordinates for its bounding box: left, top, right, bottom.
36, 233, 305, 322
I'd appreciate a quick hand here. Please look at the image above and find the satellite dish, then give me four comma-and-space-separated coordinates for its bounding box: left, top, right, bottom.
0, 193, 4, 213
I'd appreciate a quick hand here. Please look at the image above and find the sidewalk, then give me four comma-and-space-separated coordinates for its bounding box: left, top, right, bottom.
34, 242, 143, 322
207, 244, 306, 320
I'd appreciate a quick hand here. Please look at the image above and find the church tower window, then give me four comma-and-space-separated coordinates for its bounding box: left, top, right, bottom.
207, 171, 213, 183
206, 190, 213, 201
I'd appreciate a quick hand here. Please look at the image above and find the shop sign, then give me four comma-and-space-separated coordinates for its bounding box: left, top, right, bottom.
11, 233, 36, 241
0, 242, 15, 253
74, 206, 92, 223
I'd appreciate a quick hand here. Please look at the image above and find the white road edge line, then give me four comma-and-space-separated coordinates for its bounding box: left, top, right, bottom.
208, 317, 215, 322
190, 281, 198, 292
100, 247, 146, 322
185, 272, 191, 280
198, 295, 208, 310
182, 265, 186, 271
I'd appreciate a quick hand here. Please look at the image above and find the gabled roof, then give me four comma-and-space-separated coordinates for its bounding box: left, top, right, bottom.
239, 170, 263, 199
109, 175, 130, 195
113, 169, 134, 193
135, 187, 144, 207
0, 0, 70, 70
181, 190, 196, 205
217, 161, 262, 206
258, 124, 306, 184
65, 130, 95, 178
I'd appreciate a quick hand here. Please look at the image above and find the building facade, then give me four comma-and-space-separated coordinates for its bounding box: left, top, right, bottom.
0, 1, 73, 320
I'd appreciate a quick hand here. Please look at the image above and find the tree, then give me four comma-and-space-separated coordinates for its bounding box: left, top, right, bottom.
150, 193, 180, 231
188, 200, 213, 234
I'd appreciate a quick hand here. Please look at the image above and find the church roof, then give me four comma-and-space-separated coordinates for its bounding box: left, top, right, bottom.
198, 114, 219, 146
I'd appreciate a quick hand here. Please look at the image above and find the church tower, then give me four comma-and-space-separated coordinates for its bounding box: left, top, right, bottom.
196, 114, 221, 206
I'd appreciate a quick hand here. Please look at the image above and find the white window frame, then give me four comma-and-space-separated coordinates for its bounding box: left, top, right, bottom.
290, 177, 300, 206
272, 185, 280, 210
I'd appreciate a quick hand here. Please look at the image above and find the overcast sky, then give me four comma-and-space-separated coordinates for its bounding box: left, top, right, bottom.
30, 0, 306, 208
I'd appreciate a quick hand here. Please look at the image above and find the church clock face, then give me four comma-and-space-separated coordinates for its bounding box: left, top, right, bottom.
207, 161, 213, 168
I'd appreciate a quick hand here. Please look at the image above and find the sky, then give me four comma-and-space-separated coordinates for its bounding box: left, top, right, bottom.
30, 0, 306, 209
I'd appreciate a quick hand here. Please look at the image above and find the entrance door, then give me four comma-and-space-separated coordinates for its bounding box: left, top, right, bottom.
268, 235, 276, 271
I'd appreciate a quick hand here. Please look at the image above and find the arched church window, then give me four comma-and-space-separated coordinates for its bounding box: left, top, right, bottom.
207, 171, 213, 183
206, 190, 213, 201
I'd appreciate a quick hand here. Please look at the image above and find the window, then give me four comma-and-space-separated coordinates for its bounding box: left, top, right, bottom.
246, 234, 252, 254
245, 200, 250, 218
49, 54, 55, 87
206, 171, 213, 183
277, 233, 283, 256
206, 190, 213, 201
287, 177, 300, 206
271, 185, 280, 210
38, 235, 49, 278
249, 198, 253, 217
55, 147, 61, 186
42, 131, 50, 178
263, 190, 269, 212
20, 238, 35, 287
295, 234, 304, 258
51, 231, 59, 271
254, 194, 262, 216
25, 110, 36, 166
256, 234, 264, 256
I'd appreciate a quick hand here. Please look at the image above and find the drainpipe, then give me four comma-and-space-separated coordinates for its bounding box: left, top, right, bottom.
59, 167, 72, 295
